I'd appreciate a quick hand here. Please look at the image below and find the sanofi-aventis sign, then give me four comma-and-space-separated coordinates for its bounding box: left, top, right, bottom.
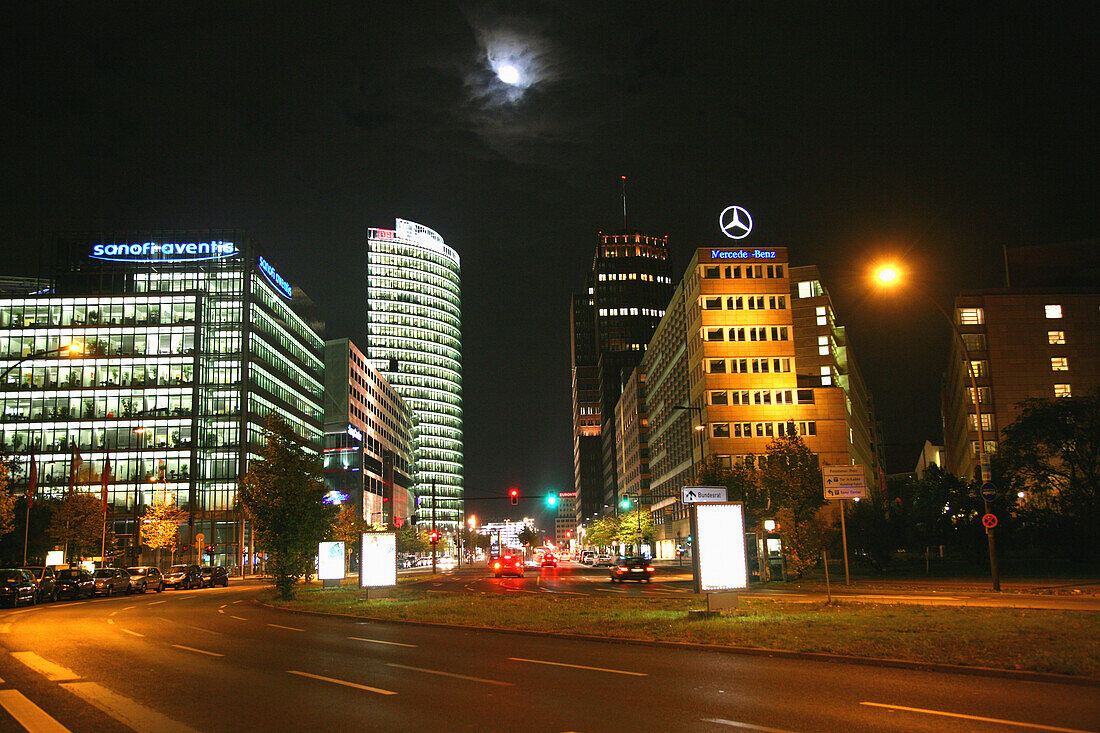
90, 240, 237, 263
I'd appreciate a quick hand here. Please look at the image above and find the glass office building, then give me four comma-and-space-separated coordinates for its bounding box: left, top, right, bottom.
0, 233, 324, 568
366, 220, 463, 530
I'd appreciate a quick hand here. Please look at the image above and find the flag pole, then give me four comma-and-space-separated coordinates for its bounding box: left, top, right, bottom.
100, 453, 111, 565
23, 448, 36, 566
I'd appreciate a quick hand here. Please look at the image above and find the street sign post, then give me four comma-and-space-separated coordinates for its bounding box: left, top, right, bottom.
822, 466, 867, 500
981, 482, 998, 502
982, 513, 998, 529
681, 486, 728, 504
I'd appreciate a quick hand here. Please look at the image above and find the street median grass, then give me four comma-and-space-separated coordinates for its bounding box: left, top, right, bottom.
261, 581, 1100, 679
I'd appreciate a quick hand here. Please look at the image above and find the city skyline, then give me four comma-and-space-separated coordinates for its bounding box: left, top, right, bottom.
2, 5, 1095, 520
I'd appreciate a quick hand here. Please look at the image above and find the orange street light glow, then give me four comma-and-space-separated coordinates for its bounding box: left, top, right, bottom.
877, 266, 898, 283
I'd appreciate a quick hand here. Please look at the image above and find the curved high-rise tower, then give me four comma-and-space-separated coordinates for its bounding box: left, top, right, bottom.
366, 219, 463, 529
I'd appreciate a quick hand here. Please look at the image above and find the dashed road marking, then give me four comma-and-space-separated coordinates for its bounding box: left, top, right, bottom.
286, 670, 396, 696
230, 616, 249, 621
386, 662, 512, 686
701, 718, 800, 732
60, 681, 198, 733
149, 600, 166, 606
508, 657, 646, 677
859, 702, 1092, 733
171, 644, 223, 658
120, 629, 144, 638
348, 636, 416, 648
106, 619, 114, 625
266, 623, 304, 632
11, 652, 81, 682
0, 688, 72, 733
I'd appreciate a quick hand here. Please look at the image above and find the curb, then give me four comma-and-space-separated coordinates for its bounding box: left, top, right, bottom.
250, 597, 1098, 689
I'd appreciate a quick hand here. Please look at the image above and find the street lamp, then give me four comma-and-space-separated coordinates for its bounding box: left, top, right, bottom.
673, 405, 705, 483
875, 265, 1000, 590
1, 341, 84, 383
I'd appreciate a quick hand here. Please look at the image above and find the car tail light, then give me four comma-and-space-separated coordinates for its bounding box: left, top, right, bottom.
646, 567, 655, 572
493, 562, 500, 569
618, 566, 629, 572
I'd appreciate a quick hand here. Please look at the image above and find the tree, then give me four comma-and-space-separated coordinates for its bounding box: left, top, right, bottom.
141, 501, 187, 565
333, 506, 368, 568
48, 492, 111, 560
614, 509, 656, 550
998, 395, 1100, 556
239, 415, 336, 599
585, 515, 620, 549
517, 524, 540, 550
0, 458, 16, 541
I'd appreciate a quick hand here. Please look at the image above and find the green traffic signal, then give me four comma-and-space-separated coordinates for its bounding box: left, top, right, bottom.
546, 495, 558, 507
620, 497, 631, 509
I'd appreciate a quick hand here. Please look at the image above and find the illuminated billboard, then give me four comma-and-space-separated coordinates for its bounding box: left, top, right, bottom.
695, 502, 749, 592
90, 240, 237, 263
318, 541, 345, 581
360, 532, 397, 587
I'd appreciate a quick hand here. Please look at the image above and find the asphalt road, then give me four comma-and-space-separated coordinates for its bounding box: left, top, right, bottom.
0, 582, 1096, 733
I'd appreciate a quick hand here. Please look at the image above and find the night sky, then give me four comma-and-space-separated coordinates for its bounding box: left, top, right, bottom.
3, 3, 1096, 521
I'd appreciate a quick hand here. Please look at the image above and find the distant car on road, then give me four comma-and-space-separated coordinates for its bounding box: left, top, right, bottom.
0, 569, 37, 607
55, 568, 95, 600
610, 557, 655, 583
93, 568, 131, 596
126, 566, 165, 593
164, 564, 204, 590
594, 554, 614, 567
491, 555, 525, 578
24, 566, 58, 603
581, 552, 596, 565
540, 554, 558, 567
200, 566, 229, 588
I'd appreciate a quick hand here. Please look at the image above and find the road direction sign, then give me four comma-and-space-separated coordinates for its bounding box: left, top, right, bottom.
982, 513, 998, 529
681, 486, 728, 504
822, 466, 867, 500
981, 482, 998, 501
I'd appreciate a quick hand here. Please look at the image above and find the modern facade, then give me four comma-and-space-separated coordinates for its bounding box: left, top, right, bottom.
632, 246, 872, 558
569, 232, 672, 526
322, 338, 414, 527
366, 220, 463, 530
942, 288, 1100, 480
0, 233, 325, 568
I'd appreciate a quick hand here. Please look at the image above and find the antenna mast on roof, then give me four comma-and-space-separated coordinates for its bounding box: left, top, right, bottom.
620, 175, 628, 232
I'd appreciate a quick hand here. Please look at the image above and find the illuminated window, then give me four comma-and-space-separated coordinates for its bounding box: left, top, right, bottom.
818, 335, 829, 356
798, 281, 813, 298
968, 360, 988, 378
1054, 384, 1072, 398
968, 413, 994, 431
1045, 304, 1063, 318
958, 308, 984, 325
1048, 331, 1065, 344
816, 306, 827, 326
820, 366, 832, 386
967, 386, 991, 403
1051, 357, 1068, 371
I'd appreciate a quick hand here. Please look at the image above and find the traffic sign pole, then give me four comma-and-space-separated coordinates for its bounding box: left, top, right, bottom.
689, 505, 701, 595
839, 501, 850, 586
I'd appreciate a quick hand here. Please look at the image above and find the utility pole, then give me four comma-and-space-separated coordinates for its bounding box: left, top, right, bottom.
431, 482, 437, 573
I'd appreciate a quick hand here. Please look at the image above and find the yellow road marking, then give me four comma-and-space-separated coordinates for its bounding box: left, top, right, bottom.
230, 616, 249, 621
171, 644, 223, 657
120, 629, 144, 638
386, 663, 512, 686
859, 702, 1094, 733
508, 657, 646, 676
348, 636, 417, 648
266, 623, 304, 632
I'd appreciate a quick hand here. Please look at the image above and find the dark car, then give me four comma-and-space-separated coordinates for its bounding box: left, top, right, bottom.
24, 566, 58, 603
610, 556, 655, 583
164, 564, 204, 590
93, 568, 131, 596
491, 555, 524, 578
200, 566, 229, 588
55, 568, 95, 600
126, 566, 165, 593
0, 569, 37, 607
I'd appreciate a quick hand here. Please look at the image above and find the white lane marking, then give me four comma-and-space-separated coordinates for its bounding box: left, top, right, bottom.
231, 600, 241, 604
11, 652, 81, 682
120, 629, 144, 638
149, 600, 166, 605
108, 611, 117, 617
123, 606, 135, 611
348, 636, 417, 648
219, 604, 227, 609
702, 718, 801, 733
230, 616, 249, 621
386, 662, 512, 686
286, 670, 396, 696
0, 688, 72, 733
106, 619, 115, 625
267, 623, 304, 632
59, 681, 198, 733
171, 644, 223, 658
217, 609, 225, 614
508, 657, 647, 677
859, 702, 1094, 733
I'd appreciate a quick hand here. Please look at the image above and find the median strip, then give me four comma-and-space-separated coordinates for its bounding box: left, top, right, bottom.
286, 670, 396, 696
859, 702, 1093, 733
508, 657, 646, 677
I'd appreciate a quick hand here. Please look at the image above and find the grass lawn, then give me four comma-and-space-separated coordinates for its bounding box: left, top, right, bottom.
262, 581, 1100, 678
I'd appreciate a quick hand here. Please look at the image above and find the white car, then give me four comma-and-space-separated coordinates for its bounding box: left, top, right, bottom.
581, 553, 596, 565
595, 554, 614, 567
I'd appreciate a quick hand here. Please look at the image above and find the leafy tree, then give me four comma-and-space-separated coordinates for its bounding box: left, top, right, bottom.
333, 505, 368, 567
998, 395, 1100, 556
585, 515, 619, 548
48, 492, 111, 560
614, 509, 656, 549
0, 458, 16, 541
395, 523, 429, 555
141, 501, 187, 565
0, 498, 57, 565
239, 414, 336, 599
517, 524, 540, 549
906, 465, 984, 557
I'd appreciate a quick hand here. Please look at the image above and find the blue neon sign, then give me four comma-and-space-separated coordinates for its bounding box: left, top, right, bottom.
710, 249, 777, 260
258, 256, 293, 299
90, 240, 237, 263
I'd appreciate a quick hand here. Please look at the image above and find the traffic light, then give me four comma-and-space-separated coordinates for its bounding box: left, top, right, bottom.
509, 488, 519, 505
545, 494, 558, 507
620, 496, 631, 510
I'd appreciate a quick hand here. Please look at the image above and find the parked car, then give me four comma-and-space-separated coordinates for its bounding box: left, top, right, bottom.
491, 555, 525, 578
24, 566, 58, 603
581, 552, 596, 565
200, 566, 229, 588
610, 556, 655, 583
93, 568, 131, 596
594, 554, 614, 567
126, 566, 165, 593
0, 569, 37, 607
164, 564, 204, 590
55, 568, 95, 600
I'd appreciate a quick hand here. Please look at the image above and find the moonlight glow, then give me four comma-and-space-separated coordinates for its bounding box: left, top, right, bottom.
497, 64, 520, 85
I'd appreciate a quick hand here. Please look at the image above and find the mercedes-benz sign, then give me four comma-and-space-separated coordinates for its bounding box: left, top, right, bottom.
719, 205, 753, 239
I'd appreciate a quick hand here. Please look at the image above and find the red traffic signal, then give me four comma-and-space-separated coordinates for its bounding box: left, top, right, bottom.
509, 488, 519, 505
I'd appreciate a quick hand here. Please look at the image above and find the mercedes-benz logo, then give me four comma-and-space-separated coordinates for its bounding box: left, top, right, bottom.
719, 205, 753, 239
